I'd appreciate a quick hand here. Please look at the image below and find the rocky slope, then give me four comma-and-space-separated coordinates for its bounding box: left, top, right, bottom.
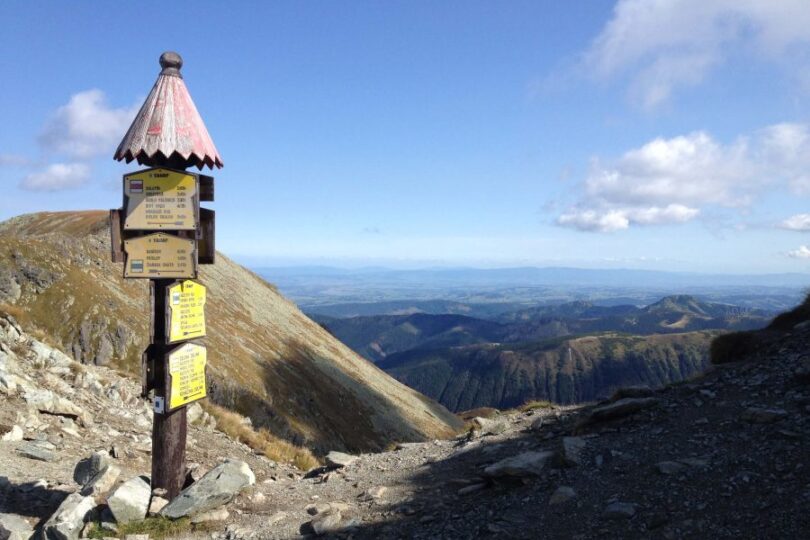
379, 331, 717, 411
2, 294, 809, 539
0, 211, 462, 453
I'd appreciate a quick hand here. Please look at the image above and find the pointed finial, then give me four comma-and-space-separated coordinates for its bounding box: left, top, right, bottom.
159, 51, 183, 77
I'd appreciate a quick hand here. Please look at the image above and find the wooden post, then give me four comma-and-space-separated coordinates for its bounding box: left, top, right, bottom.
151, 277, 187, 498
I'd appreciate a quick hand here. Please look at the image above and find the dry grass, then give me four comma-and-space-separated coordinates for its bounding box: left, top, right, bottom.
202, 402, 320, 471
519, 400, 555, 412
87, 517, 207, 539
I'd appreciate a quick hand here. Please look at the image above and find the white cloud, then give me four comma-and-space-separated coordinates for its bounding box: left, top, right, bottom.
557, 123, 810, 232
780, 214, 810, 231
787, 245, 810, 259
0, 154, 29, 166
558, 204, 698, 232
585, 0, 810, 108
20, 163, 90, 191
39, 89, 138, 159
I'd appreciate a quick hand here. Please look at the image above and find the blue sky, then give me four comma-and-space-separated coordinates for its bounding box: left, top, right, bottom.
2, 1, 810, 273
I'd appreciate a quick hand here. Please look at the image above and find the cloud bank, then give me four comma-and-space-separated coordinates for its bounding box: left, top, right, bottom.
585, 0, 810, 108
557, 123, 810, 232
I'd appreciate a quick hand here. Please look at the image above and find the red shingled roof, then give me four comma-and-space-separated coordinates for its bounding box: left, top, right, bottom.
114, 52, 223, 170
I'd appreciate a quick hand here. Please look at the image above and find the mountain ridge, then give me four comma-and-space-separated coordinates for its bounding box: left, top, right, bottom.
0, 210, 462, 453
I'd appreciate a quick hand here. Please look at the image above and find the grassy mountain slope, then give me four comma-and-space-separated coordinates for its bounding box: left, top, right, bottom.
379, 331, 717, 411
0, 211, 462, 453
315, 313, 504, 363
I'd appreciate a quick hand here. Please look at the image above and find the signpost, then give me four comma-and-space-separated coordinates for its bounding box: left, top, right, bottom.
166, 280, 206, 343
111, 51, 222, 500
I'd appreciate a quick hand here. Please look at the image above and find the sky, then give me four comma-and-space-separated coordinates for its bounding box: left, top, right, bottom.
2, 1, 810, 273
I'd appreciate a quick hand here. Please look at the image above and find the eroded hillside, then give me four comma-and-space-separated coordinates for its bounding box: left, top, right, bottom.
0, 211, 462, 453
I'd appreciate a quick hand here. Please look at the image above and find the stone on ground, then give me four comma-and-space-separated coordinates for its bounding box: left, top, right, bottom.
81, 465, 120, 498
16, 442, 55, 462
549, 486, 576, 505
161, 459, 255, 519
107, 476, 150, 524
74, 451, 111, 486
0, 513, 33, 540
41, 493, 96, 540
558, 436, 586, 467
603, 502, 636, 520
483, 450, 554, 478
190, 507, 229, 524
325, 451, 357, 468
740, 407, 788, 424
589, 398, 660, 422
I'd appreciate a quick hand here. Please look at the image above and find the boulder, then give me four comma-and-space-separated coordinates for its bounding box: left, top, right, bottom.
483, 451, 554, 478
161, 459, 255, 519
471, 416, 508, 435
740, 407, 788, 424
16, 442, 55, 462
0, 513, 33, 540
557, 436, 586, 467
107, 477, 150, 524
80, 465, 120, 498
23, 389, 91, 426
41, 493, 95, 540
549, 486, 576, 505
0, 425, 23, 442
325, 451, 357, 468
603, 501, 636, 520
589, 398, 660, 422
74, 451, 111, 486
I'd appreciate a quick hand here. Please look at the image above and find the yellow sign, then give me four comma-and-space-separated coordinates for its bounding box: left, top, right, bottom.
167, 280, 206, 343
168, 343, 207, 409
124, 233, 196, 279
124, 168, 198, 230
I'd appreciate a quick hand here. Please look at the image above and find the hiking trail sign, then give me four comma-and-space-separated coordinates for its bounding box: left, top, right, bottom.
124, 233, 197, 279
123, 168, 199, 230
164, 342, 207, 411
166, 280, 206, 343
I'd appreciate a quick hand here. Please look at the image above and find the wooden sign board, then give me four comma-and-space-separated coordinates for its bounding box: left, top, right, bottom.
124, 233, 197, 279
123, 168, 199, 231
166, 342, 207, 411
166, 280, 206, 343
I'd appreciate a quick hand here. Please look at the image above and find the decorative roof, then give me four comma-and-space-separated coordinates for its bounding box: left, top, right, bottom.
114, 52, 223, 169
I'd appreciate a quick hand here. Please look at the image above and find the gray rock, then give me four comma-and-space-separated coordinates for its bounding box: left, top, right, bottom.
549, 486, 576, 505
309, 509, 343, 536
0, 425, 23, 442
108, 476, 150, 524
656, 461, 688, 475
161, 459, 255, 519
190, 507, 229, 524
16, 442, 55, 462
359, 486, 387, 502
0, 513, 33, 540
74, 451, 111, 486
187, 403, 204, 425
148, 496, 169, 516
483, 450, 554, 478
472, 416, 508, 435
741, 407, 788, 424
81, 465, 120, 498
41, 493, 95, 540
590, 398, 660, 422
558, 436, 586, 467
603, 501, 636, 520
325, 451, 357, 468
23, 389, 91, 426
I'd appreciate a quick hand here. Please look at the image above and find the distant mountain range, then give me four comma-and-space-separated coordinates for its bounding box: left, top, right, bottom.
315, 295, 772, 364
316, 295, 773, 411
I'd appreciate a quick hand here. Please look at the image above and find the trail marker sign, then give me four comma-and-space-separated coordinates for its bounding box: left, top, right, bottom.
124, 233, 197, 279
166, 280, 206, 343
124, 168, 199, 231
165, 342, 207, 411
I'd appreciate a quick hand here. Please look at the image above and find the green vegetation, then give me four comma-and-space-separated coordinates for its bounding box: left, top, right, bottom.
519, 400, 554, 412
87, 517, 206, 539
